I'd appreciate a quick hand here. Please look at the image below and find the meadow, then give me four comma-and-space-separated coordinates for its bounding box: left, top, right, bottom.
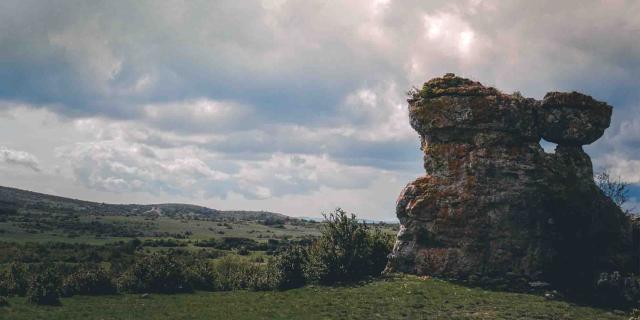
0, 187, 636, 319
1, 275, 627, 320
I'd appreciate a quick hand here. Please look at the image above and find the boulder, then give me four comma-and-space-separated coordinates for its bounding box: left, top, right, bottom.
539, 91, 612, 145
387, 74, 635, 290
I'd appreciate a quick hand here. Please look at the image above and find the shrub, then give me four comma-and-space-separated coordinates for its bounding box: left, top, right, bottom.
367, 228, 394, 275
305, 208, 393, 285
61, 265, 116, 296
236, 246, 250, 256
272, 245, 308, 289
0, 275, 7, 296
594, 271, 640, 308
212, 255, 253, 291
186, 260, 218, 291
211, 255, 276, 291
595, 171, 629, 208
246, 264, 278, 291
26, 265, 61, 305
0, 262, 29, 296
193, 237, 263, 250
117, 253, 192, 294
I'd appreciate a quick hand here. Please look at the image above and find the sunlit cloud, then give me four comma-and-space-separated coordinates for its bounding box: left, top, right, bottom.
0, 0, 639, 218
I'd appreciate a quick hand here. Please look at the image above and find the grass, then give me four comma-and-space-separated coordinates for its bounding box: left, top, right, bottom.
0, 213, 396, 246
0, 275, 627, 320
0, 215, 324, 244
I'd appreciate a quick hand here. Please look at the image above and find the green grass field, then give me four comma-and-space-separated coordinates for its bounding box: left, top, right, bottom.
0, 214, 325, 244
0, 275, 627, 320
0, 189, 629, 319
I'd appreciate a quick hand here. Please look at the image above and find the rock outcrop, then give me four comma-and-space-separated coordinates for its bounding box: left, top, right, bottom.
387, 74, 634, 289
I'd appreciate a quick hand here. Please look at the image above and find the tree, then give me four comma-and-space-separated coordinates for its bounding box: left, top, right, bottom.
304, 208, 393, 284
595, 170, 629, 208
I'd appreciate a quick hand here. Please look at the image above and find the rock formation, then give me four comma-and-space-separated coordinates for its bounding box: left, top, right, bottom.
387, 74, 635, 289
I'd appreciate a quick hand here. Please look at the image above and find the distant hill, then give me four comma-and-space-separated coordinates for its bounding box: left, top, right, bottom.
300, 216, 398, 224
0, 185, 288, 221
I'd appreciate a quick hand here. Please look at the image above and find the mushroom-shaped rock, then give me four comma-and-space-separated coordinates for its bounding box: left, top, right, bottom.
387, 74, 634, 292
408, 74, 538, 144
539, 92, 612, 146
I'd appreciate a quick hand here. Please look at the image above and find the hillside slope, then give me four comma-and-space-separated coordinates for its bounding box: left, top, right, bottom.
0, 186, 288, 221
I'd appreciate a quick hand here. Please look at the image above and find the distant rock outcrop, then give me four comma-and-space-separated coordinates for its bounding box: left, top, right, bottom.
386, 74, 635, 289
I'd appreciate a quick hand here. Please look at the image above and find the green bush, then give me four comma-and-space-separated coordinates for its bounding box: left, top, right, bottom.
211, 255, 276, 291
186, 260, 218, 291
245, 264, 278, 291
212, 255, 254, 291
117, 253, 192, 294
0, 262, 29, 296
368, 228, 395, 275
272, 245, 308, 289
0, 272, 8, 296
62, 265, 116, 296
26, 265, 61, 305
236, 246, 250, 256
304, 208, 393, 285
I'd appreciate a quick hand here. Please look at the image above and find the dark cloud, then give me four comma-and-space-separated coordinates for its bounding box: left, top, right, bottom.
0, 0, 639, 218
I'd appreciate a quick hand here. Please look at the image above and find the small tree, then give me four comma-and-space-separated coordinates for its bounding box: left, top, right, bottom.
61, 265, 116, 296
26, 265, 61, 305
595, 171, 629, 208
1, 262, 29, 296
186, 260, 218, 291
272, 245, 308, 289
117, 253, 192, 294
305, 208, 393, 284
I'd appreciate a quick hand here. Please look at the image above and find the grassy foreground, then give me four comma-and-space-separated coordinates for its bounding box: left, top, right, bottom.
0, 275, 626, 320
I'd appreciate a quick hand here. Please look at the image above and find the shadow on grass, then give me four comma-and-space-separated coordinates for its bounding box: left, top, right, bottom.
426, 274, 635, 313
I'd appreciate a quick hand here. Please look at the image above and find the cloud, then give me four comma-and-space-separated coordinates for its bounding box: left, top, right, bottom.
0, 0, 639, 219
0, 146, 40, 172
141, 98, 254, 134
56, 139, 230, 196
53, 117, 386, 200
55, 144, 382, 201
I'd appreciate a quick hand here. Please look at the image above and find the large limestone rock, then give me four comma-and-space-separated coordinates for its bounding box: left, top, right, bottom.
539, 92, 612, 146
387, 74, 634, 289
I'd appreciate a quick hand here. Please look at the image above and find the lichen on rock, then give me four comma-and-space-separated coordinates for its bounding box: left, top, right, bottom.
539, 91, 612, 146
387, 74, 635, 291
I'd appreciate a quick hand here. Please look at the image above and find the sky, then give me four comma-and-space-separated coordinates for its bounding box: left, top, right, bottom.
0, 0, 639, 220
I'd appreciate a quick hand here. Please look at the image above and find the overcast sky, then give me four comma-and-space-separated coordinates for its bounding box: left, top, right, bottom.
1, 0, 639, 219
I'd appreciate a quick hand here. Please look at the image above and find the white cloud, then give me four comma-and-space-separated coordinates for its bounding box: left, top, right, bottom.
234, 153, 376, 199
598, 155, 640, 185
141, 98, 252, 133
0, 147, 41, 172
56, 139, 229, 195
1, 0, 640, 219
47, 114, 390, 202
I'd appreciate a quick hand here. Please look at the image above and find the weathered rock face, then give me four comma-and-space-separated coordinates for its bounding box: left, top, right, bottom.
387, 74, 634, 288
540, 92, 612, 146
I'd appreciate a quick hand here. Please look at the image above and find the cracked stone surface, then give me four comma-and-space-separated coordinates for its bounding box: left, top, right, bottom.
387, 73, 634, 288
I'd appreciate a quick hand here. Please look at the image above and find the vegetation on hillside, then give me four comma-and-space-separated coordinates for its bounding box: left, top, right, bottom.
0, 185, 287, 221
0, 209, 393, 307
1, 185, 638, 318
